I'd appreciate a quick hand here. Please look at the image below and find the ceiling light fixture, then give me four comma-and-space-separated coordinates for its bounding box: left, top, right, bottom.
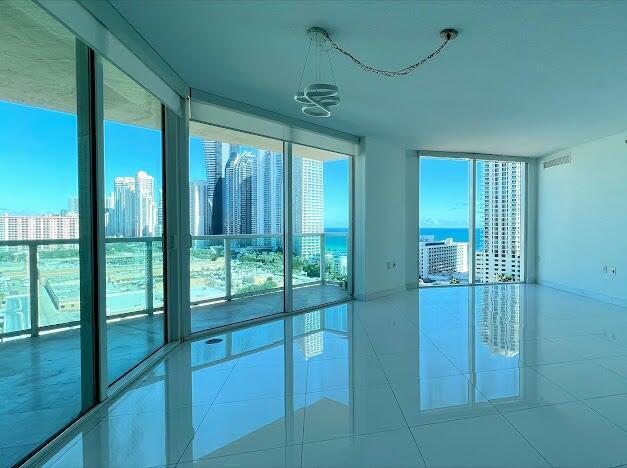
295, 27, 458, 118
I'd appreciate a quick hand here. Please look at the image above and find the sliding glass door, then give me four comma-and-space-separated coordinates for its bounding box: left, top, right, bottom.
188, 122, 285, 332
292, 145, 351, 311
418, 155, 525, 287
419, 157, 471, 286
0, 2, 83, 465
187, 125, 354, 332
102, 59, 166, 385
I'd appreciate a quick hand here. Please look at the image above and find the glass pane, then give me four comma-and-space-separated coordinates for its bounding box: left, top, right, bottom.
0, 1, 81, 464
189, 122, 284, 332
419, 157, 470, 286
103, 59, 165, 385
292, 145, 350, 311
0, 247, 30, 333
39, 244, 80, 327
475, 161, 523, 283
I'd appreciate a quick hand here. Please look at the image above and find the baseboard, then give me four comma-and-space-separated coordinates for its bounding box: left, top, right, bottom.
406, 282, 418, 290
354, 285, 407, 301
538, 280, 627, 308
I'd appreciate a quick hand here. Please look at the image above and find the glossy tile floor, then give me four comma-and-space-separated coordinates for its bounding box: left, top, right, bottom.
41, 284, 627, 467
0, 315, 163, 467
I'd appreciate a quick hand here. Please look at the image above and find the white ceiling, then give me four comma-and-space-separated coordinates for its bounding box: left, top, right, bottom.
110, 0, 627, 157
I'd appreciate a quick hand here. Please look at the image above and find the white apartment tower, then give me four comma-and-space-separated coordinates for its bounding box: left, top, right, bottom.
293, 157, 324, 257
419, 237, 469, 279
475, 161, 522, 283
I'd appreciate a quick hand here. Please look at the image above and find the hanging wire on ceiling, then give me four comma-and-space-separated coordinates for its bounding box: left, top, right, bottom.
317, 27, 458, 77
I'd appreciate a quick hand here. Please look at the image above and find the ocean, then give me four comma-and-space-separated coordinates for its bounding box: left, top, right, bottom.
420, 228, 485, 252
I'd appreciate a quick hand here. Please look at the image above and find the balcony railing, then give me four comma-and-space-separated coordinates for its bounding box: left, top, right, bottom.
0, 237, 162, 339
0, 232, 348, 339
190, 232, 349, 306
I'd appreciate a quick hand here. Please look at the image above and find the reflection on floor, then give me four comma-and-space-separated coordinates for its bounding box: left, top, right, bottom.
191, 283, 349, 331
40, 284, 627, 467
0, 315, 163, 467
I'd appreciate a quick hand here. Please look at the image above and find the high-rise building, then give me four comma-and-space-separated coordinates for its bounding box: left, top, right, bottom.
293, 157, 324, 256
224, 151, 257, 234
136, 171, 156, 237
112, 176, 137, 237
475, 161, 522, 282
201, 140, 224, 234
256, 150, 283, 247
189, 180, 211, 236
156, 189, 163, 236
67, 196, 79, 214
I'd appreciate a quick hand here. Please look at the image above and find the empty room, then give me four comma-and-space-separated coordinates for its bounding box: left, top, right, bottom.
1, 0, 627, 467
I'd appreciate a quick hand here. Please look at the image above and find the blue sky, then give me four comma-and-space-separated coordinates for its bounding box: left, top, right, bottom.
1, 100, 349, 229
419, 157, 470, 228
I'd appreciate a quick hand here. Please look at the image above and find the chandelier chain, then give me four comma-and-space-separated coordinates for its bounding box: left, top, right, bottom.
320, 30, 452, 77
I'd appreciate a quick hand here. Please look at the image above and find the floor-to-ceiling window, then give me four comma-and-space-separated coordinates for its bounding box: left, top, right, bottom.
103, 59, 166, 384
291, 145, 351, 311
475, 160, 523, 283
188, 122, 285, 332
419, 157, 471, 286
0, 2, 83, 465
419, 155, 526, 286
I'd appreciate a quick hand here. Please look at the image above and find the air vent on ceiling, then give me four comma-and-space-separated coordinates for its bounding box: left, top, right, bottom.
543, 153, 571, 169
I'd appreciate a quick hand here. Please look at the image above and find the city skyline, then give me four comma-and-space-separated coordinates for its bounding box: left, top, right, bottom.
0, 100, 349, 230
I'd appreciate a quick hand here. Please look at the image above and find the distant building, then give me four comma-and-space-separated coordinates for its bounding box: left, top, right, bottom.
107, 171, 158, 238
0, 213, 79, 240
67, 196, 79, 214
419, 237, 468, 279
189, 180, 211, 236
224, 151, 257, 234
475, 161, 522, 282
293, 157, 323, 256
201, 140, 223, 234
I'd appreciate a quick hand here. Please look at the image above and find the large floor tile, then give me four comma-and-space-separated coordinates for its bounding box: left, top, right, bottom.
411, 414, 548, 467
303, 384, 406, 443
52, 406, 210, 468
391, 375, 497, 426
179, 395, 305, 461
301, 428, 425, 468
177, 445, 302, 467
533, 361, 627, 399
519, 339, 585, 366
584, 393, 627, 431
214, 363, 307, 403
593, 355, 627, 379
306, 354, 388, 392
472, 367, 576, 412
505, 401, 627, 467
379, 348, 462, 382
551, 334, 627, 359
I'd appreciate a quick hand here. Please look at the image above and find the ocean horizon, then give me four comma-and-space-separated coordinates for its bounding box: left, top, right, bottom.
420, 227, 485, 251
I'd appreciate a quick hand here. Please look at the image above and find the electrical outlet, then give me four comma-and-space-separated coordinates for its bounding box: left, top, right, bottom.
603, 265, 608, 274
386, 261, 391, 270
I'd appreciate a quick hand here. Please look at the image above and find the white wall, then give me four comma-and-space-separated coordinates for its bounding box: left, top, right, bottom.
354, 136, 417, 300
537, 129, 627, 305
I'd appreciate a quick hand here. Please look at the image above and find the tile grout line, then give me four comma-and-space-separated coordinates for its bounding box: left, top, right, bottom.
173, 342, 243, 466
355, 312, 429, 467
